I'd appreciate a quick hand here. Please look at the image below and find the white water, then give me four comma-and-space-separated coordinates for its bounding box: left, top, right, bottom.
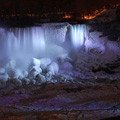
0, 27, 46, 59
0, 23, 120, 64
70, 24, 88, 49
0, 24, 87, 59
0, 23, 120, 86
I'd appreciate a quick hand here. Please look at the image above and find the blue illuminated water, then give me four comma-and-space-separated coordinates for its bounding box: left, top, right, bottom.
70, 24, 87, 49
0, 24, 87, 59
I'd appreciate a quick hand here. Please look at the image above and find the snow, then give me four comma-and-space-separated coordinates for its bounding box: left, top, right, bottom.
61, 62, 73, 71
0, 17, 120, 87
0, 73, 9, 85
0, 67, 5, 74
6, 58, 16, 69
57, 54, 72, 64
47, 62, 59, 75
22, 78, 30, 85
30, 58, 41, 67
39, 58, 51, 70
29, 66, 42, 78
36, 74, 46, 84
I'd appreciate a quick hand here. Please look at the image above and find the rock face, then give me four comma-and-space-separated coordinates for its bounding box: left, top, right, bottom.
89, 8, 120, 41
92, 9, 120, 23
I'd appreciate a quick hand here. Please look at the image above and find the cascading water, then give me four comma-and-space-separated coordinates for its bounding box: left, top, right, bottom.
3, 27, 46, 59
70, 24, 88, 50
0, 23, 120, 87
0, 24, 88, 59
0, 24, 71, 60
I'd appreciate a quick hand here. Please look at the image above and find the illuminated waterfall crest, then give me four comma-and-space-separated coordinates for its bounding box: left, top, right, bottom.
71, 24, 87, 49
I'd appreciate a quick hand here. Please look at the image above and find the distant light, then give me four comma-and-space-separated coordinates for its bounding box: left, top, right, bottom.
63, 15, 72, 19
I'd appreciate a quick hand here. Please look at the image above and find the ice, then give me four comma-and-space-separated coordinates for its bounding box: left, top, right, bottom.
6, 58, 16, 69
36, 74, 46, 84
29, 66, 42, 78
0, 67, 5, 74
0, 73, 9, 85
22, 70, 28, 78
7, 69, 24, 79
57, 54, 72, 64
45, 44, 67, 58
0, 23, 120, 87
44, 24, 68, 45
30, 58, 41, 67
39, 58, 51, 70
9, 78, 22, 86
22, 78, 30, 85
47, 62, 59, 75
31, 79, 36, 85
61, 62, 73, 71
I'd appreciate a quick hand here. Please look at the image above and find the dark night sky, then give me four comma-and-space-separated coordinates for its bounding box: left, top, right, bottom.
0, 0, 119, 14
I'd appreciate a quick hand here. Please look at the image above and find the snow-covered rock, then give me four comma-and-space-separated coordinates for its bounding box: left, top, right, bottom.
57, 54, 72, 64
31, 79, 36, 85
43, 24, 68, 45
39, 58, 51, 70
0, 67, 5, 74
85, 32, 106, 54
106, 41, 120, 57
36, 74, 46, 84
59, 74, 74, 82
6, 58, 16, 69
47, 62, 59, 75
22, 78, 30, 85
29, 66, 42, 78
10, 78, 22, 86
61, 62, 73, 70
7, 69, 24, 79
30, 58, 41, 67
46, 72, 52, 81
22, 70, 28, 78
0, 73, 9, 85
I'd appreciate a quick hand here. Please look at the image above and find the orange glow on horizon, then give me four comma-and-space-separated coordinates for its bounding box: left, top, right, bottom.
83, 8, 107, 20
63, 15, 72, 19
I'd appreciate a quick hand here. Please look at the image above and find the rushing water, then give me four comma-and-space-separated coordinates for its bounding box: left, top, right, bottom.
0, 24, 87, 60
0, 23, 120, 85
70, 24, 88, 50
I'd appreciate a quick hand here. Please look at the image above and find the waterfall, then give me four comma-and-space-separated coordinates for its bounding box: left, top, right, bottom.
0, 24, 88, 60
0, 23, 120, 85
11, 27, 46, 57
0, 27, 46, 59
70, 24, 88, 50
